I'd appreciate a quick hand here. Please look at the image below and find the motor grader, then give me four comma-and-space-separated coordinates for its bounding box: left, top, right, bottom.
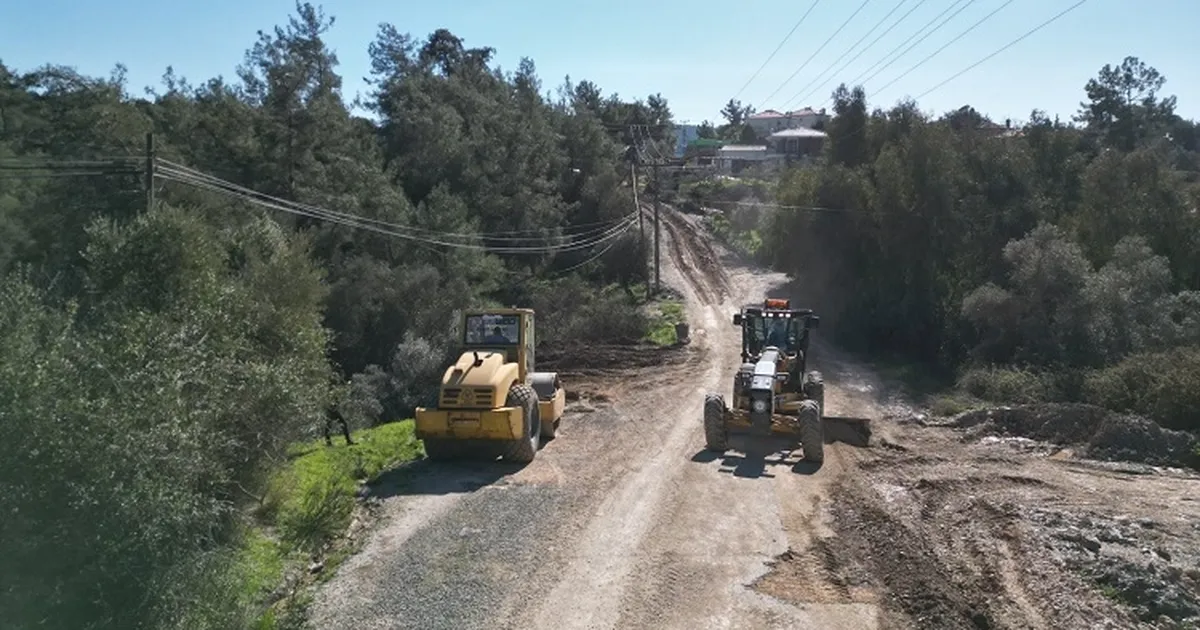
702, 298, 871, 463
415, 308, 565, 463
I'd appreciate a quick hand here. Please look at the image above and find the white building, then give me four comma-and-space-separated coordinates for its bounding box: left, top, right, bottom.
766, 127, 827, 159
745, 107, 830, 137
715, 145, 776, 175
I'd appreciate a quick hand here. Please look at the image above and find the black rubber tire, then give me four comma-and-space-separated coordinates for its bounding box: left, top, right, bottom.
797, 399, 824, 462
500, 384, 541, 463
803, 370, 825, 419
704, 393, 728, 452
423, 438, 461, 461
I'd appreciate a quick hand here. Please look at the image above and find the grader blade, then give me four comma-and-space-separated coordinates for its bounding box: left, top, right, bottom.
821, 415, 873, 447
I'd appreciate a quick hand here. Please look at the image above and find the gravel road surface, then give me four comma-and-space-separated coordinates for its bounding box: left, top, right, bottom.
308, 205, 1200, 630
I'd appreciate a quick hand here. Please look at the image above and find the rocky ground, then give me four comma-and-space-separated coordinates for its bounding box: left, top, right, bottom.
306, 205, 1200, 630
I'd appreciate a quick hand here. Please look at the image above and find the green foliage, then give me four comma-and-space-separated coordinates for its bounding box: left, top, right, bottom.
645, 299, 685, 346
706, 211, 763, 260
957, 366, 1061, 404
1081, 348, 1200, 432
525, 276, 650, 346
754, 57, 1200, 432
0, 2, 675, 627
266, 421, 422, 553
679, 176, 771, 259
0, 205, 334, 629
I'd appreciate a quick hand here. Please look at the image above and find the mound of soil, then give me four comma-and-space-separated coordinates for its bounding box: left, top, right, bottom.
1028, 506, 1200, 627
537, 342, 687, 375
952, 403, 1198, 468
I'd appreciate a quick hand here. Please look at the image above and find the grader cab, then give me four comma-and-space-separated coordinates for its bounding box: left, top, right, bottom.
415, 308, 566, 463
702, 298, 871, 463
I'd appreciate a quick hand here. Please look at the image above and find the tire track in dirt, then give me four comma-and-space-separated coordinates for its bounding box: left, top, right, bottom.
309, 203, 895, 630
524, 206, 740, 630
606, 207, 883, 630
653, 204, 731, 305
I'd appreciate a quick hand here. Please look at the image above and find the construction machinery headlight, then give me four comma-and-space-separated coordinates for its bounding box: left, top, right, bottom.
752, 399, 768, 413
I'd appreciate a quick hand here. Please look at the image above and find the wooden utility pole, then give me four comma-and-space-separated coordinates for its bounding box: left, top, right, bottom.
144, 132, 155, 214
652, 163, 661, 294
632, 163, 643, 245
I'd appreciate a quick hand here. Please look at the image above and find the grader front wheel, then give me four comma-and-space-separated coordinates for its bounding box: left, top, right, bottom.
797, 399, 824, 462
703, 393, 729, 452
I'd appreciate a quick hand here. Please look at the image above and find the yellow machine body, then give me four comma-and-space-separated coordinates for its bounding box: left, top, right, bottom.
414, 308, 566, 462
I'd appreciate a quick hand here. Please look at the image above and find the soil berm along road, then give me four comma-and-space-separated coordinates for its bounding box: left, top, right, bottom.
309, 204, 1200, 630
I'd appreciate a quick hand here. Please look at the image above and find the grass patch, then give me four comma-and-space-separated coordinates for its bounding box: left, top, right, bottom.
243, 420, 423, 627
645, 299, 685, 346
265, 420, 423, 553
236, 528, 288, 606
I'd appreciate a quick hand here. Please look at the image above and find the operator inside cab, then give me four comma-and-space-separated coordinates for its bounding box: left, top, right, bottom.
765, 318, 790, 351
483, 326, 511, 344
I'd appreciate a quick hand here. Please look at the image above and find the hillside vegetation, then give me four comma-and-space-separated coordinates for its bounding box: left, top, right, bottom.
687, 58, 1200, 436
0, 4, 677, 629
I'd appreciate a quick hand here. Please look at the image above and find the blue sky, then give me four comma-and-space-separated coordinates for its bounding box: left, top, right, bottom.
3, 0, 1198, 126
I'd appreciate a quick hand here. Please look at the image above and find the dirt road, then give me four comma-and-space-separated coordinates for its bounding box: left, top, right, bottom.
308, 206, 1200, 630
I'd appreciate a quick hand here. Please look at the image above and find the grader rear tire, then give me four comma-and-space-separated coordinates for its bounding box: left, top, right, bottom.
797, 399, 824, 462
500, 384, 541, 463
704, 393, 729, 452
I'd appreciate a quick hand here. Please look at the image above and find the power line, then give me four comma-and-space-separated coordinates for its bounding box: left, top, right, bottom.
732, 0, 822, 102
161, 160, 628, 244
689, 199, 878, 214
835, 0, 972, 98
160, 167, 637, 253
0, 158, 139, 168
855, 0, 979, 91
641, 124, 675, 164
0, 158, 141, 179
786, 0, 929, 109
156, 163, 640, 254
819, 0, 1090, 141
871, 0, 1013, 98
782, 0, 912, 111
914, 0, 1090, 101
757, 0, 874, 109
0, 170, 140, 179
158, 158, 635, 243
633, 124, 664, 163
162, 167, 640, 254
629, 124, 675, 166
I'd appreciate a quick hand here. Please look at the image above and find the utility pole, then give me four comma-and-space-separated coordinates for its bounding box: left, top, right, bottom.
631, 163, 644, 245
652, 162, 661, 294
629, 122, 667, 295
144, 132, 155, 214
